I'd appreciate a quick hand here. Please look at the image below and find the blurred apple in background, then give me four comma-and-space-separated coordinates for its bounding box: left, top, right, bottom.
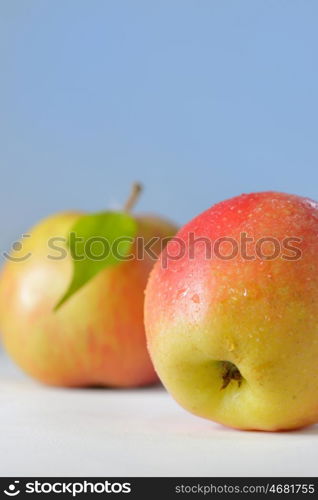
0, 184, 177, 387
145, 191, 318, 430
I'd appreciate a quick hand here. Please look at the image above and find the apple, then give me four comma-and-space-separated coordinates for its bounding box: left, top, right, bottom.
144, 191, 318, 431
0, 184, 177, 387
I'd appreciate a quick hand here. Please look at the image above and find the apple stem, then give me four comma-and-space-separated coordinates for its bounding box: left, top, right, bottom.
124, 182, 143, 212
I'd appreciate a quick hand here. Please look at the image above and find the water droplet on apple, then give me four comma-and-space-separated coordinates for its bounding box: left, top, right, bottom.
176, 287, 189, 298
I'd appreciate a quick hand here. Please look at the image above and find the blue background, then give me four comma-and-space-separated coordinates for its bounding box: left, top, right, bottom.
1, 0, 318, 252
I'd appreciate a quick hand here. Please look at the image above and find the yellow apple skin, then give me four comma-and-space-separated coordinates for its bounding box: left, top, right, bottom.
145, 192, 318, 431
0, 211, 176, 387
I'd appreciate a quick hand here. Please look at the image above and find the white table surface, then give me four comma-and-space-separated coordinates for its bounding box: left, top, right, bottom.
1, 351, 317, 477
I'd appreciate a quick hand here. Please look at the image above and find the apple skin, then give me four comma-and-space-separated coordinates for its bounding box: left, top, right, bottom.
145, 192, 318, 431
0, 212, 176, 387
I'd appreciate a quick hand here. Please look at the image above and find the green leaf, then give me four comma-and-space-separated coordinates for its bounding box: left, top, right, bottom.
55, 211, 137, 310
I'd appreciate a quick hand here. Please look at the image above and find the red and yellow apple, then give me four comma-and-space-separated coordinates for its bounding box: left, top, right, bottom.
0, 190, 176, 387
145, 191, 318, 431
